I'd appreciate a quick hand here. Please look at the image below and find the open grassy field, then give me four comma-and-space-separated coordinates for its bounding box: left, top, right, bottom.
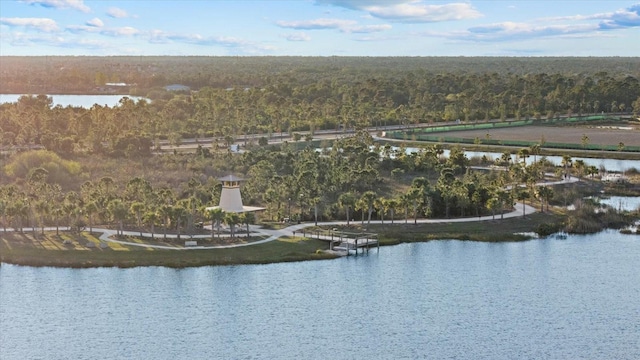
434, 124, 639, 147
0, 231, 335, 268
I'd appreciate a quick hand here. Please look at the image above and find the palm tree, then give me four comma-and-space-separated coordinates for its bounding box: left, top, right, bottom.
529, 143, 541, 163
34, 199, 49, 235
224, 212, 241, 238
387, 198, 399, 224
517, 148, 530, 166
375, 197, 387, 225
536, 186, 554, 213
573, 159, 586, 180
108, 199, 128, 237
84, 201, 98, 234
561, 154, 572, 180
359, 191, 377, 229
171, 206, 187, 241
338, 192, 357, 225
399, 192, 410, 224
486, 196, 498, 220
516, 189, 530, 217
241, 212, 256, 237
159, 205, 173, 240
143, 210, 158, 240
8, 199, 29, 234
406, 187, 422, 224
207, 208, 225, 239
130, 201, 145, 237
310, 197, 321, 226
496, 189, 511, 220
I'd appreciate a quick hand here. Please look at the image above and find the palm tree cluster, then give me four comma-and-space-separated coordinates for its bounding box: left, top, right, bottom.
0, 166, 260, 240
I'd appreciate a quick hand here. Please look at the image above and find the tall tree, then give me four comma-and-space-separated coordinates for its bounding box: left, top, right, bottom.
338, 192, 357, 225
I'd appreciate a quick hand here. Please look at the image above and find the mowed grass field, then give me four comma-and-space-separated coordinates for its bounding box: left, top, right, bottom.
0, 231, 335, 268
434, 124, 639, 146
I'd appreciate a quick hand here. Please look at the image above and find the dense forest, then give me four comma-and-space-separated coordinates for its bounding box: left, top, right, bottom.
1, 57, 639, 153
0, 57, 638, 236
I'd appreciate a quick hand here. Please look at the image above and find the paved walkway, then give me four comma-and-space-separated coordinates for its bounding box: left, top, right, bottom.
1, 202, 538, 250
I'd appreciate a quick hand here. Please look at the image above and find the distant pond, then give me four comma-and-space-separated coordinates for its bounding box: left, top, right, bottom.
0, 94, 147, 108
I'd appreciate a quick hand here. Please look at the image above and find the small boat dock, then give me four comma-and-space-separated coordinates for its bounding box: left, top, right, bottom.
298, 228, 379, 256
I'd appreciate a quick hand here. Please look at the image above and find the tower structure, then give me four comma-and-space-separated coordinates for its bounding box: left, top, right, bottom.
206, 175, 264, 213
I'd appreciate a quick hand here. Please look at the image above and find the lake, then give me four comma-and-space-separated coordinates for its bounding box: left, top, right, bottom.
1, 230, 639, 359
596, 196, 640, 212
423, 148, 640, 173
0, 94, 147, 108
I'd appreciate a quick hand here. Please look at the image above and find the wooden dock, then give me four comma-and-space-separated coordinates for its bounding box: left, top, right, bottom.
298, 228, 379, 256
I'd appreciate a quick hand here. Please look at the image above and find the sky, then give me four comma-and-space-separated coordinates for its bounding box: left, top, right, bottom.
1, 0, 639, 57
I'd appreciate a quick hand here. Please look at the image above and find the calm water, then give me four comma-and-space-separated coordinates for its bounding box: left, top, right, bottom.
436, 149, 640, 173
1, 230, 639, 360
0, 94, 146, 108
597, 196, 640, 212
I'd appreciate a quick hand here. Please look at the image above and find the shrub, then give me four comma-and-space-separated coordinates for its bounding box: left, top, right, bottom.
536, 222, 563, 237
4, 150, 81, 185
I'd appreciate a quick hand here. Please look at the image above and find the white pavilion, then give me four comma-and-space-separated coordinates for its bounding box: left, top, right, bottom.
206, 175, 264, 213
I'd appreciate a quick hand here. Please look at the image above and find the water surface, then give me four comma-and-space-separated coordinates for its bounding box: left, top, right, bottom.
1, 230, 639, 359
0, 94, 147, 108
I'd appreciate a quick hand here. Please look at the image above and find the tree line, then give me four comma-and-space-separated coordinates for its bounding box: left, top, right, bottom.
1, 69, 639, 154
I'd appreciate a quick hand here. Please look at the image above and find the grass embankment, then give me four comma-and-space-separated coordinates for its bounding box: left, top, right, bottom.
316, 212, 566, 245
0, 231, 336, 268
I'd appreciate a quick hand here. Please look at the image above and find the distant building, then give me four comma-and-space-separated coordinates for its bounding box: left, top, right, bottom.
602, 173, 628, 183
164, 84, 191, 92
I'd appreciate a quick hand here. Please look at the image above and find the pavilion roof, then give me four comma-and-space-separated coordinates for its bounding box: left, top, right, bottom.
218, 175, 245, 182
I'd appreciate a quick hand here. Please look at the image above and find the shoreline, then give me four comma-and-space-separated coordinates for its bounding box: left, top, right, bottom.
2, 196, 638, 269
0, 209, 563, 269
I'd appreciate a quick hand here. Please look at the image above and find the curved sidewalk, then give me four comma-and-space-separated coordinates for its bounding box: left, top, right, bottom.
1, 203, 537, 250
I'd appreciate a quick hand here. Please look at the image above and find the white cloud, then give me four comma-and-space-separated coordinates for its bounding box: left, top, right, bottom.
277, 18, 356, 30
598, 4, 640, 29
86, 18, 104, 27
147, 29, 272, 54
366, 2, 482, 23
429, 3, 640, 43
66, 24, 139, 37
0, 17, 59, 32
282, 32, 311, 41
465, 22, 598, 41
315, 0, 407, 10
276, 18, 391, 33
6, 31, 109, 50
347, 24, 392, 33
102, 26, 140, 37
315, 0, 482, 23
22, 0, 90, 13
107, 7, 130, 18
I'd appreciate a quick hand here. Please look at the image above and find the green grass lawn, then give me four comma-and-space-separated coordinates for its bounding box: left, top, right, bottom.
0, 231, 335, 268
0, 211, 572, 268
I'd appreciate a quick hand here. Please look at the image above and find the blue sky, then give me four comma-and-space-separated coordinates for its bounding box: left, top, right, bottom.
1, 0, 639, 56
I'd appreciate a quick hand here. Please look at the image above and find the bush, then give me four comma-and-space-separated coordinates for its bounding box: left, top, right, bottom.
536, 222, 563, 237
4, 150, 81, 185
